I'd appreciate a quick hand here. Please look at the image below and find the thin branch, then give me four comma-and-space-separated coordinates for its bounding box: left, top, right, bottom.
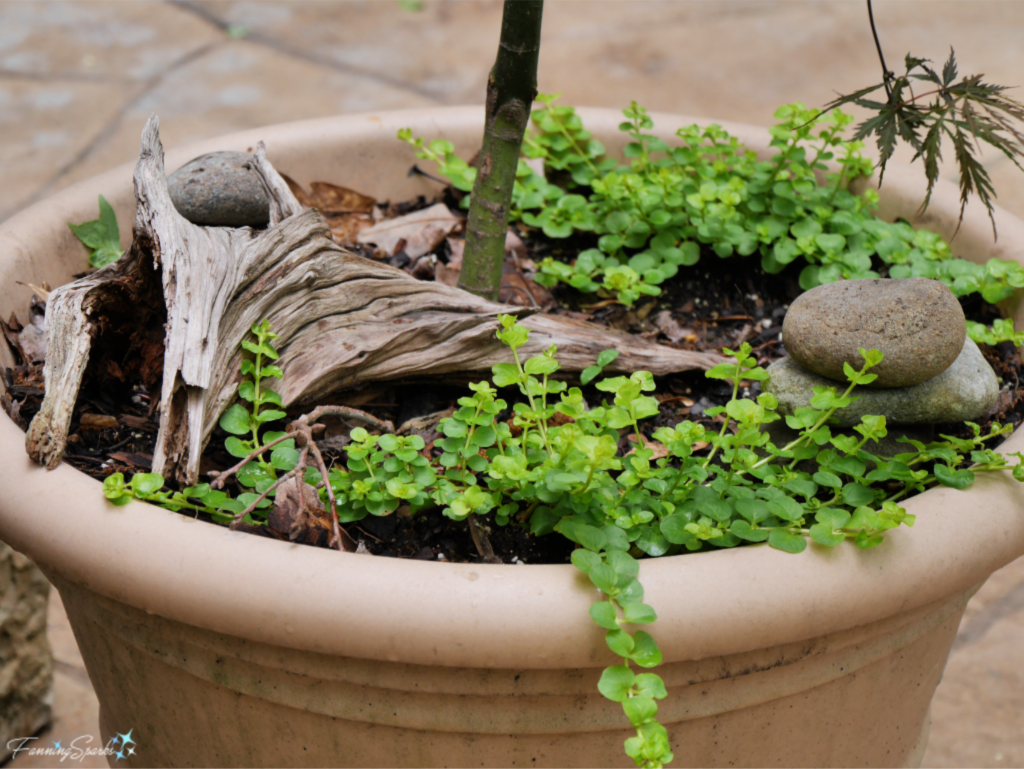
866, 0, 893, 99
228, 448, 307, 529
209, 431, 296, 489
302, 405, 395, 434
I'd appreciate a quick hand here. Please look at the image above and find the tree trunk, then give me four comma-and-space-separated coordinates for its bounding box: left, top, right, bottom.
457, 0, 544, 300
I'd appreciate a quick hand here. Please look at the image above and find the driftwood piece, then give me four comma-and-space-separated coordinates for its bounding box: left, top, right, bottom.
26, 116, 724, 485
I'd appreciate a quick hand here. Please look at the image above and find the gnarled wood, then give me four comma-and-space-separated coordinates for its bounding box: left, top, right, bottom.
27, 116, 724, 485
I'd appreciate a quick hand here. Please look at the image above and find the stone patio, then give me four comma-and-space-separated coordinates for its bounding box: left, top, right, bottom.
1, 1, 1022, 767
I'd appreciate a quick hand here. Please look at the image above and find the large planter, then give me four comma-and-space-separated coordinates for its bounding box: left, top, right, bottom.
2, 108, 1024, 768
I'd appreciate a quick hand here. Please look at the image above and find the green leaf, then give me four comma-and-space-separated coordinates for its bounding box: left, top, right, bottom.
255, 409, 287, 424
219, 404, 251, 435
605, 629, 635, 657
589, 563, 618, 594
734, 498, 769, 523
623, 603, 658, 624
130, 473, 165, 495
270, 446, 300, 471
224, 436, 252, 458
491, 363, 520, 388
768, 528, 807, 553
69, 195, 123, 268
812, 471, 842, 489
731, 519, 769, 542
616, 578, 645, 605
815, 509, 852, 529
623, 695, 659, 727
597, 665, 635, 702
842, 483, 876, 507
580, 365, 601, 385
661, 514, 696, 544
525, 355, 559, 376
934, 464, 975, 489
634, 672, 667, 700
606, 549, 640, 577
630, 631, 663, 668
571, 549, 602, 574
767, 496, 803, 522
809, 523, 846, 547
576, 525, 608, 553
441, 419, 467, 438
590, 601, 620, 630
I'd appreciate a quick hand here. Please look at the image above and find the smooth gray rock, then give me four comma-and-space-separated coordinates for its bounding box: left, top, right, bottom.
764, 338, 999, 426
168, 151, 270, 228
782, 278, 965, 387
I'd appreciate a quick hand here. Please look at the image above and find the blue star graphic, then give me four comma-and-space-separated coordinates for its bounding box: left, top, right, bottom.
118, 730, 136, 747
54, 741, 62, 750
112, 735, 120, 745
115, 750, 125, 761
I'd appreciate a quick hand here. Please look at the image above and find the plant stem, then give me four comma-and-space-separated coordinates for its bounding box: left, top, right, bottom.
458, 0, 544, 300
866, 0, 893, 99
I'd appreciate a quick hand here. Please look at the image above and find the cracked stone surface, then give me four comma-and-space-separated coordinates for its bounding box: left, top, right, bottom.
2, 2, 1023, 766
0, 543, 52, 764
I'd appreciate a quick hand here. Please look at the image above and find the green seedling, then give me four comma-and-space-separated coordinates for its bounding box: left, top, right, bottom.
68, 195, 123, 269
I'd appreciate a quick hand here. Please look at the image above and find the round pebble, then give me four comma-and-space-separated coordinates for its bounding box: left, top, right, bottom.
168, 151, 270, 228
764, 338, 999, 427
782, 278, 965, 388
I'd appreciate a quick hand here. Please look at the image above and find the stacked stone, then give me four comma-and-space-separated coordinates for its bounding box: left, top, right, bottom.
765, 278, 999, 427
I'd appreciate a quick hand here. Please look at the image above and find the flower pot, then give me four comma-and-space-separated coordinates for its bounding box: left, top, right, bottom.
2, 107, 1024, 768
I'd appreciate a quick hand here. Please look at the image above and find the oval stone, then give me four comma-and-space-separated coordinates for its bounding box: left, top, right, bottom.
764, 338, 999, 427
168, 151, 270, 228
782, 278, 965, 387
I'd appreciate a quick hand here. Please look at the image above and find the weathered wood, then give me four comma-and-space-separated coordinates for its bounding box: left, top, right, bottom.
26, 116, 725, 485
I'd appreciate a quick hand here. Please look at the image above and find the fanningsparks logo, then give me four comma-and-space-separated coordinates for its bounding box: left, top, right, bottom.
7, 729, 137, 762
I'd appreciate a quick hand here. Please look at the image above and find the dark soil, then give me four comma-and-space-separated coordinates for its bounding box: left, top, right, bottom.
6, 195, 1024, 566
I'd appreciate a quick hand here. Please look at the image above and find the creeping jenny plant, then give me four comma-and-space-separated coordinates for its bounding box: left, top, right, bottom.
402, 99, 1024, 344
105, 316, 1024, 768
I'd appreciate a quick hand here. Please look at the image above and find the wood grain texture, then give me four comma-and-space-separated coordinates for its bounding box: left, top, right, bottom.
27, 116, 724, 484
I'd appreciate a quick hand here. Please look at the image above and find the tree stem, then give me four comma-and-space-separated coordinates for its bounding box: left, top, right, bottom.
458, 0, 544, 300
866, 0, 893, 100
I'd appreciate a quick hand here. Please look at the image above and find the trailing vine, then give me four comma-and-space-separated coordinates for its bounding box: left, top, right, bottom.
105, 317, 1024, 767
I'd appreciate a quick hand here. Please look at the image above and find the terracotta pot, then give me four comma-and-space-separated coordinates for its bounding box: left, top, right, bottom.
2, 108, 1024, 768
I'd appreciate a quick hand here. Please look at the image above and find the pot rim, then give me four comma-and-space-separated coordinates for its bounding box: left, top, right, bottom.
2, 106, 1024, 670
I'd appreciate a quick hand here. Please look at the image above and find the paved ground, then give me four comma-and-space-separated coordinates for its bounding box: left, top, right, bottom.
1, 2, 1023, 767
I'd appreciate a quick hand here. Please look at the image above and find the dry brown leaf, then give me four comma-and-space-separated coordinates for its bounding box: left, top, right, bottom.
309, 182, 375, 214
499, 262, 554, 309
435, 259, 461, 287
267, 475, 334, 547
653, 310, 697, 343
656, 393, 695, 407
409, 255, 436, 280
119, 414, 155, 430
325, 212, 373, 244
108, 451, 153, 468
279, 173, 315, 208
626, 433, 669, 460
79, 413, 118, 429
15, 281, 50, 301
17, 309, 46, 364
357, 203, 462, 259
